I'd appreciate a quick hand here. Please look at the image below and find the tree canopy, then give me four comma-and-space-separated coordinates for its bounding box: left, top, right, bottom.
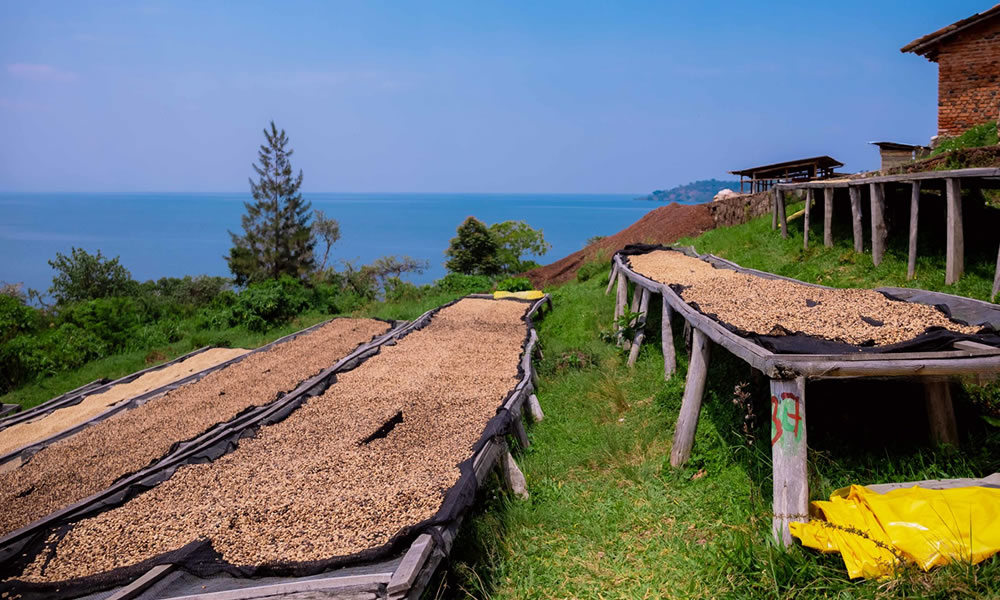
227, 121, 315, 285
445, 217, 549, 276
48, 247, 137, 304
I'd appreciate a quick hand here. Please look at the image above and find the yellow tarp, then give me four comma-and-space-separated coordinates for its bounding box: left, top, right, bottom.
790, 484, 1000, 579
493, 290, 545, 300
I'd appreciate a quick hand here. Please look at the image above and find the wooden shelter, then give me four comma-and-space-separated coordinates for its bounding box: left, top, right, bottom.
870, 141, 931, 170
770, 167, 1000, 297
730, 156, 844, 193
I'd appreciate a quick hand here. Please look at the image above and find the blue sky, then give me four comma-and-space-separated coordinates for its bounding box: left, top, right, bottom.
0, 1, 987, 193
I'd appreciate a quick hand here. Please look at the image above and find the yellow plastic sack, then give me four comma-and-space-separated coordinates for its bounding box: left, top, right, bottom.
493, 290, 545, 300
791, 484, 1000, 579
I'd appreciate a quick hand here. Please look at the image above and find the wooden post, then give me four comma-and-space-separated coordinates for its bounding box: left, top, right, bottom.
511, 409, 530, 448
627, 288, 651, 367
623, 283, 642, 350
802, 188, 813, 249
527, 394, 544, 422
993, 243, 1000, 301
605, 264, 618, 295
925, 381, 958, 446
771, 189, 778, 230
500, 449, 529, 499
849, 186, 863, 253
945, 178, 964, 284
869, 182, 887, 266
777, 188, 788, 239
614, 271, 627, 329
661, 295, 677, 380
670, 328, 711, 467
907, 181, 920, 280
770, 377, 808, 547
823, 187, 833, 248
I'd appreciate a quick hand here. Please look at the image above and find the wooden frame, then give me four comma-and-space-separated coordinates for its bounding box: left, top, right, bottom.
610, 251, 1000, 546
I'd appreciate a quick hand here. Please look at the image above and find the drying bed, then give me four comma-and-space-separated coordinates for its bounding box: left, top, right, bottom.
626, 248, 992, 352
0, 318, 390, 539
0, 348, 249, 457
1, 295, 550, 600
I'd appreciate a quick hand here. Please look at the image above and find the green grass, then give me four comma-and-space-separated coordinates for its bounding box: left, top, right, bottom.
425, 214, 1000, 598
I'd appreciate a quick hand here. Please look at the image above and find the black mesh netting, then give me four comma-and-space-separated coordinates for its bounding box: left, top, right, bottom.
616, 244, 1000, 354
0, 296, 544, 600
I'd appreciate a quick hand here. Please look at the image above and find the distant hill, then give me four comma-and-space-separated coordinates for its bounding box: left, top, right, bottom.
637, 179, 740, 203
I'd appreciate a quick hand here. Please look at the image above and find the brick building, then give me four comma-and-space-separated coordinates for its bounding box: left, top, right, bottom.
901, 4, 1000, 139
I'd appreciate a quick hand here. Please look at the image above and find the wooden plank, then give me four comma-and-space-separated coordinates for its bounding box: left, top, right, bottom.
907, 181, 921, 280
669, 328, 711, 467
766, 354, 1000, 378
994, 243, 1000, 301
849, 186, 863, 253
770, 377, 808, 547
387, 534, 434, 595
627, 288, 651, 367
865, 473, 1000, 494
945, 178, 964, 284
953, 340, 999, 353
823, 187, 833, 248
106, 564, 175, 600
925, 381, 959, 446
165, 574, 390, 600
869, 182, 887, 266
777, 188, 788, 239
772, 167, 1000, 188
661, 295, 677, 380
802, 188, 812, 249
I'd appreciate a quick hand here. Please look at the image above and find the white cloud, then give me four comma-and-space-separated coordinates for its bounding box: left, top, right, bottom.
6, 63, 79, 83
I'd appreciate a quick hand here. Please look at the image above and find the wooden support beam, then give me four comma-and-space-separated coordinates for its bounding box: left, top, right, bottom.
849, 186, 863, 253
803, 188, 813, 249
907, 181, 921, 280
869, 182, 887, 266
924, 381, 959, 446
661, 295, 677, 380
993, 242, 1000, 301
777, 189, 788, 239
771, 189, 778, 230
510, 408, 530, 448
527, 394, 544, 422
500, 448, 529, 499
823, 187, 833, 248
770, 377, 808, 547
945, 178, 964, 284
614, 271, 627, 330
106, 565, 176, 600
627, 288, 651, 368
623, 283, 642, 350
670, 328, 711, 467
605, 264, 618, 295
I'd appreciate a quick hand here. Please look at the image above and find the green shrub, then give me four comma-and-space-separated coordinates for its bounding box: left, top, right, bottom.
229, 276, 311, 332
577, 258, 612, 282
58, 297, 143, 351
496, 277, 533, 292
0, 324, 108, 392
435, 273, 493, 295
0, 295, 39, 344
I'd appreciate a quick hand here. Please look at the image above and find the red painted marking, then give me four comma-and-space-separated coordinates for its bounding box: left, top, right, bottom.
782, 392, 802, 440
770, 395, 782, 445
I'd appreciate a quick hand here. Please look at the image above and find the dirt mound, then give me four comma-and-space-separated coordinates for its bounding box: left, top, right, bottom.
525, 202, 715, 288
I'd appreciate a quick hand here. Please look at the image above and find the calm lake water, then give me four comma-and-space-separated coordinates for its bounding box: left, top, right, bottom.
0, 192, 663, 294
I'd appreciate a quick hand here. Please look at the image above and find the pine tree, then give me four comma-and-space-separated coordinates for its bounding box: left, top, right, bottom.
227, 122, 315, 285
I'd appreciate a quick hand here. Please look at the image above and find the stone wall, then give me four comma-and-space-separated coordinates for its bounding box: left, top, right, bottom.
935, 16, 1000, 137
706, 191, 772, 227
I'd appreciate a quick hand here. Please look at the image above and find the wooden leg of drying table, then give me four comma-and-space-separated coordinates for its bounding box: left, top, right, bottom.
670, 328, 711, 467
777, 189, 788, 239
627, 288, 651, 368
605, 264, 618, 296
993, 242, 1000, 301
527, 393, 544, 423
945, 178, 964, 285
803, 188, 812, 250
661, 296, 677, 380
615, 271, 627, 342
870, 182, 887, 266
849, 186, 863, 254
500, 447, 529, 500
907, 181, 920, 280
770, 377, 808, 547
925, 381, 958, 447
771, 189, 778, 231
823, 187, 833, 248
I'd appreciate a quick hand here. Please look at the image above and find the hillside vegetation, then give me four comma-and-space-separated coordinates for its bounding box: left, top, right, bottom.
637, 179, 739, 203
